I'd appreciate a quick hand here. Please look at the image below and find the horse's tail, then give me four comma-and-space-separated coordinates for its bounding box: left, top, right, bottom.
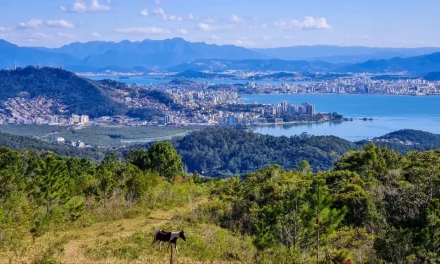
152, 229, 161, 244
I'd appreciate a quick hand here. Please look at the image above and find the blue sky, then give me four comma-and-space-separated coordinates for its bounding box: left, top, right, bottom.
0, 0, 438, 48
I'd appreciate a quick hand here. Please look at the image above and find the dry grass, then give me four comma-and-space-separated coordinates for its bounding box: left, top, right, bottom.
0, 198, 256, 264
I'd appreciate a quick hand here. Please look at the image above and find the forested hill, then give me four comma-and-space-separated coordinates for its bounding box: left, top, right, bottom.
172, 127, 358, 177
0, 132, 107, 160
172, 128, 440, 177
359, 129, 440, 153
0, 127, 439, 177
0, 66, 125, 117
378, 129, 440, 145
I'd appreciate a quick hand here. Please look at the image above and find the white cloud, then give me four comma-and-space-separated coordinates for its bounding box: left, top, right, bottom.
17, 19, 43, 29
57, 32, 75, 38
140, 8, 149, 16
154, 0, 161, 4
276, 16, 332, 30
89, 0, 110, 11
188, 14, 194, 20
46, 20, 75, 28
90, 32, 103, 38
211, 34, 220, 40
151, 7, 183, 21
0, 26, 13, 32
197, 23, 211, 31
152, 7, 165, 16
179, 29, 188, 34
230, 15, 245, 24
35, 32, 50, 39
163, 14, 182, 21
236, 39, 256, 47
115, 27, 169, 34
203, 17, 217, 23
361, 35, 372, 40
261, 24, 267, 28
60, 0, 111, 13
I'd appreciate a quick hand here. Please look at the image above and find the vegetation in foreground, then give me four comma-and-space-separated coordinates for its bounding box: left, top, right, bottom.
1, 139, 440, 263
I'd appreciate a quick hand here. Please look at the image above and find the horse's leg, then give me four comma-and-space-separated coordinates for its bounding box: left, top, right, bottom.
159, 241, 162, 250
175, 243, 178, 254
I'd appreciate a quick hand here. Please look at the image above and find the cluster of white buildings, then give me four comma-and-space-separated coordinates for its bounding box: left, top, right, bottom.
268, 102, 316, 116
47, 114, 90, 125
50, 137, 86, 148
169, 89, 240, 106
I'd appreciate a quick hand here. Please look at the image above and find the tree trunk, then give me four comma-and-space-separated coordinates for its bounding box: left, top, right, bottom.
293, 196, 298, 248
317, 226, 320, 261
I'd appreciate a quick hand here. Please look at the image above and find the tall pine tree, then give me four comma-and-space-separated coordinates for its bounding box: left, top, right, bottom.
304, 178, 347, 261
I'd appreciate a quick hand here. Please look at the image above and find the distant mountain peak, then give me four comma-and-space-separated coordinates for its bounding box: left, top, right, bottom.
0, 39, 17, 48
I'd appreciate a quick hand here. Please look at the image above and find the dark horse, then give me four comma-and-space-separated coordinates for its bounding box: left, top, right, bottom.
153, 230, 187, 253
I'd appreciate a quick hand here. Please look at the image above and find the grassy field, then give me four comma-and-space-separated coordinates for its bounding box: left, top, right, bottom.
0, 125, 198, 148
0, 183, 256, 264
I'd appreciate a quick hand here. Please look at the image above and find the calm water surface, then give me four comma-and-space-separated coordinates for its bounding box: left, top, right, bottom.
242, 94, 440, 141
88, 76, 440, 141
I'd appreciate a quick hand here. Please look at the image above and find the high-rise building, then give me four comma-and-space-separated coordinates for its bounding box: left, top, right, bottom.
70, 114, 80, 124
48, 115, 59, 125
281, 101, 289, 113
288, 104, 298, 114
80, 115, 89, 124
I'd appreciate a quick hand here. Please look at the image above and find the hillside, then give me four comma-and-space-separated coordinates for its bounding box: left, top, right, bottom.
0, 66, 125, 117
173, 70, 235, 79
255, 45, 440, 62
0, 39, 80, 69
167, 58, 339, 72
361, 129, 440, 153
2, 126, 440, 176
4, 38, 440, 72
172, 127, 358, 176
2, 138, 440, 263
0, 131, 107, 160
339, 52, 440, 74
3, 38, 266, 69
424, 71, 440, 81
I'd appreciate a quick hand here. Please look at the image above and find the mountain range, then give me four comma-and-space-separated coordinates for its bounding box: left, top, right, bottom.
254, 45, 440, 63
167, 59, 340, 72
2, 38, 440, 74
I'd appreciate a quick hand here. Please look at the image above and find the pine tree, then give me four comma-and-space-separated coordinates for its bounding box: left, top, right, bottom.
304, 178, 347, 261
421, 199, 440, 256
34, 154, 70, 213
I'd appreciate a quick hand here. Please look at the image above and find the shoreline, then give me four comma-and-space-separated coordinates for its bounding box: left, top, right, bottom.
249, 119, 350, 127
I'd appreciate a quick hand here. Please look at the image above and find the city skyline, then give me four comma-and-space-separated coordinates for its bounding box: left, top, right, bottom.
1, 0, 439, 48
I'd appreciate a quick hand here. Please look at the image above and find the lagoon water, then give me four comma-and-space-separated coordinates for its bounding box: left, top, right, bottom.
89, 76, 440, 141
242, 94, 440, 141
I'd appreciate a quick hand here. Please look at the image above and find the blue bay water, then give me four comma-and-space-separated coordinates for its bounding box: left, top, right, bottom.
242, 94, 440, 141
88, 76, 440, 141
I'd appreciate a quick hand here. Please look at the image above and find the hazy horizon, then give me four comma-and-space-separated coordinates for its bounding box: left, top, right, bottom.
1, 0, 439, 48
3, 37, 440, 50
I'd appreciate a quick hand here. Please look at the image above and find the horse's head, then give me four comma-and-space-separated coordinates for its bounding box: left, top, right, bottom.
179, 231, 187, 241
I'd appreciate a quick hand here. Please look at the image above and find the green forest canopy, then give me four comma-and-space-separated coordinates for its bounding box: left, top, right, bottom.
1, 141, 440, 262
